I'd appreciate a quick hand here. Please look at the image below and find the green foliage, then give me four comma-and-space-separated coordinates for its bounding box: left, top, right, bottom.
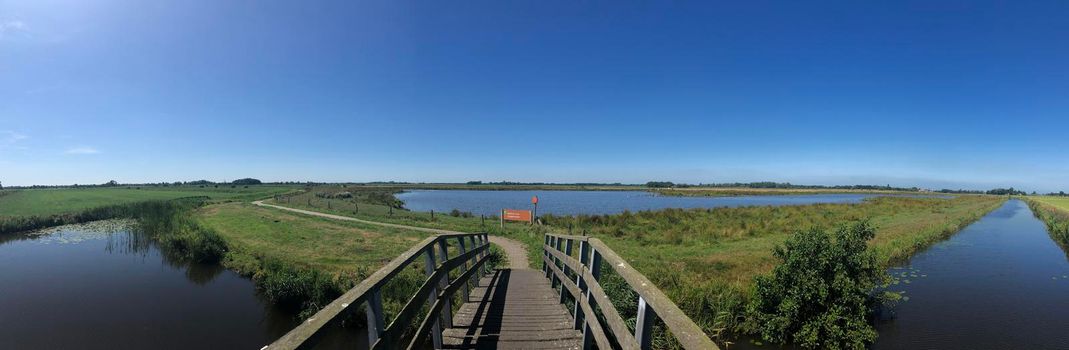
646, 181, 675, 188
986, 187, 1026, 195
231, 178, 263, 185
257, 259, 343, 316
746, 222, 886, 349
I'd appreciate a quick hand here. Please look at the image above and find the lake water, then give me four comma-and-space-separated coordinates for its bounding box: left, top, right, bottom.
396, 190, 914, 216
873, 199, 1069, 349
0, 222, 363, 349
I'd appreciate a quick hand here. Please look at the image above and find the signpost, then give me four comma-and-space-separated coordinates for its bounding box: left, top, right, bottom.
501, 209, 533, 224
500, 196, 540, 227
532, 195, 539, 220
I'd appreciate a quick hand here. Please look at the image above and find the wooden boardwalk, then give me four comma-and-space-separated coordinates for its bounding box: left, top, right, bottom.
258, 201, 717, 350
444, 269, 582, 350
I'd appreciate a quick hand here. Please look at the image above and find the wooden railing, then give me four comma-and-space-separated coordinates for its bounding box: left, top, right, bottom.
542, 233, 719, 350
265, 232, 491, 350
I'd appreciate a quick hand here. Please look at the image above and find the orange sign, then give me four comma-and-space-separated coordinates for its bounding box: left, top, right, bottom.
502, 209, 533, 223
531, 196, 539, 205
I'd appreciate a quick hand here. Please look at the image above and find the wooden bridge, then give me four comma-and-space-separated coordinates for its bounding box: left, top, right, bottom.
264, 232, 718, 350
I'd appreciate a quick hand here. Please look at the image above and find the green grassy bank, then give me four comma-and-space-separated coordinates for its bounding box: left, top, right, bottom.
1025, 196, 1069, 253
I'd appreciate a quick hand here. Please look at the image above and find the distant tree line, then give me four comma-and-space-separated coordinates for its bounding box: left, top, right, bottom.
646, 181, 923, 192
1, 178, 265, 189
985, 188, 1027, 195
645, 181, 676, 188
467, 180, 627, 186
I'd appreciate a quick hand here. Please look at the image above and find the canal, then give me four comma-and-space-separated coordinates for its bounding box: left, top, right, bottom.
0, 221, 363, 349
873, 199, 1069, 349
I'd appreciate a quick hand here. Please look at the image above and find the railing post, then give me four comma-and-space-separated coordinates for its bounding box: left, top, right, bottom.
581, 249, 602, 350
483, 233, 492, 274
635, 296, 657, 350
572, 240, 589, 331
365, 287, 385, 346
437, 239, 453, 328
552, 236, 564, 288
469, 235, 481, 287
542, 235, 551, 277
458, 236, 470, 302
560, 238, 573, 303
423, 247, 444, 349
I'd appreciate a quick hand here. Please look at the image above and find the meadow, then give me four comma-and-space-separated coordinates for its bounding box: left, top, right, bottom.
0, 185, 295, 218
0, 185, 296, 235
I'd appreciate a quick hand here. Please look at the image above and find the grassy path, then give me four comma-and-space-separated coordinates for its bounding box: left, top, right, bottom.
251, 200, 530, 269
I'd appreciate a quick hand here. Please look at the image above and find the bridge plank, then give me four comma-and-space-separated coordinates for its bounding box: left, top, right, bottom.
444, 269, 583, 350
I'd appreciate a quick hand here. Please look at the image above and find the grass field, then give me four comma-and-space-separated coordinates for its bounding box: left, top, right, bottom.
197, 202, 431, 278
195, 201, 509, 324
0, 186, 296, 218
1030, 196, 1069, 211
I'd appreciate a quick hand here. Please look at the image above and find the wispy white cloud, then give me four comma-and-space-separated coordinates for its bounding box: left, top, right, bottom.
0, 131, 29, 151
64, 146, 100, 155
0, 20, 27, 39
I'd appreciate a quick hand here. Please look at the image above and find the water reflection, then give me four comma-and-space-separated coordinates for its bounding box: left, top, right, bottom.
0, 221, 365, 349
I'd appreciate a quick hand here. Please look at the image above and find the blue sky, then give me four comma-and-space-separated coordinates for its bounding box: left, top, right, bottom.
1, 1, 1067, 191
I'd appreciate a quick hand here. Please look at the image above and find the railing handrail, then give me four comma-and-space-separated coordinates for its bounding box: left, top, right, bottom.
265, 232, 491, 350
542, 232, 719, 350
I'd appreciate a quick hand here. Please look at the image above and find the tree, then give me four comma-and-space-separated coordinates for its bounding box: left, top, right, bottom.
231, 178, 262, 185
645, 181, 675, 188
103, 180, 119, 187
747, 222, 887, 349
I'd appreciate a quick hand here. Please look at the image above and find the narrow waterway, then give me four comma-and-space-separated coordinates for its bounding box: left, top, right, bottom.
0, 222, 364, 349
873, 199, 1069, 349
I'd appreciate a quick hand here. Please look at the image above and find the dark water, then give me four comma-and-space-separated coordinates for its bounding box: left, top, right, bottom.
396, 190, 927, 216
873, 199, 1069, 349
0, 222, 364, 350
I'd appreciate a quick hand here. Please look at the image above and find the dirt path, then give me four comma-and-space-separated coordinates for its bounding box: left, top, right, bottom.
252, 200, 530, 270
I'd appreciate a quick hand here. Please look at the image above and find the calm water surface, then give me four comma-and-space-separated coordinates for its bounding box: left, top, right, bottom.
873, 199, 1069, 349
0, 222, 363, 349
397, 190, 914, 216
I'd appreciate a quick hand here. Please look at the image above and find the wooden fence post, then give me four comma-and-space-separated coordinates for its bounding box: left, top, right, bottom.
437, 239, 453, 328
365, 288, 385, 346
573, 240, 589, 331
581, 249, 602, 350
423, 247, 443, 349
560, 239, 573, 303
458, 237, 469, 301
635, 296, 657, 350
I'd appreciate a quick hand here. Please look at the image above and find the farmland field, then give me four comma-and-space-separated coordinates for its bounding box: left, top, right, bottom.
0, 186, 295, 218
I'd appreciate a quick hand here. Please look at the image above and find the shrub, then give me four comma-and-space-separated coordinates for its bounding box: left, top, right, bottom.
746, 222, 887, 349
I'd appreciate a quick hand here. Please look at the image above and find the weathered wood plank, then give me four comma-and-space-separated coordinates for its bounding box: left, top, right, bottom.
445, 269, 583, 350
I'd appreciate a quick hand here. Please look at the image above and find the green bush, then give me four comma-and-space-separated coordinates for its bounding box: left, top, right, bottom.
746, 222, 887, 349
